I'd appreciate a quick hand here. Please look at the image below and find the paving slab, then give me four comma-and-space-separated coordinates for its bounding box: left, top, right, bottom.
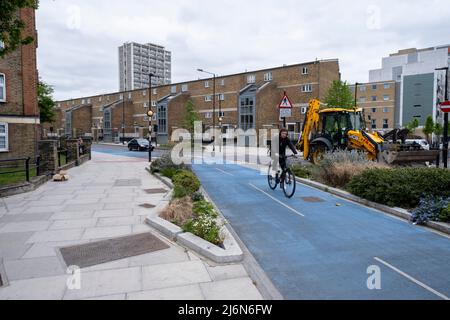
127, 284, 205, 300
63, 267, 142, 300
206, 264, 249, 282
27, 229, 84, 243
199, 277, 263, 300
0, 221, 51, 233
0, 275, 68, 300
81, 226, 132, 240
93, 209, 133, 218
4, 257, 66, 281
49, 218, 98, 230
50, 211, 94, 221
142, 260, 212, 291
96, 216, 140, 227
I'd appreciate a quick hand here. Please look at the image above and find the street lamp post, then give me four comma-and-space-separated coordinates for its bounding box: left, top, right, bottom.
198, 69, 216, 152
436, 67, 449, 168
148, 72, 155, 162
219, 116, 223, 152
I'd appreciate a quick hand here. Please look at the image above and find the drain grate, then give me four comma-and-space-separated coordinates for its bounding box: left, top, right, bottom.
301, 197, 325, 203
59, 233, 169, 269
139, 203, 156, 209
114, 179, 142, 187
144, 188, 168, 194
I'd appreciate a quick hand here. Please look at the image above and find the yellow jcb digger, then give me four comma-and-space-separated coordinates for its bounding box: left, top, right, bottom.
296, 99, 440, 165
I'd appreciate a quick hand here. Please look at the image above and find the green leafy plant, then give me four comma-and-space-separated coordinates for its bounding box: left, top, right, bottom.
291, 164, 312, 179
323, 80, 355, 108
38, 80, 56, 124
347, 168, 450, 209
171, 170, 201, 198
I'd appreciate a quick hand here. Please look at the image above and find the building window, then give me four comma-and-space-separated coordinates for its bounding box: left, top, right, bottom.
143, 90, 147, 96
153, 88, 157, 95
220, 79, 225, 86
383, 107, 389, 113
152, 101, 157, 107
247, 74, 256, 84
204, 112, 212, 119
383, 119, 389, 129
371, 119, 377, 129
218, 94, 225, 101
119, 94, 123, 100
99, 96, 102, 102
359, 97, 366, 103
301, 84, 312, 93
219, 111, 225, 118
171, 85, 177, 94
371, 96, 377, 101
372, 84, 377, 90
301, 67, 309, 75
383, 95, 389, 101
128, 93, 132, 99
414, 104, 422, 108
359, 86, 366, 92
0, 123, 8, 152
384, 83, 391, 89
372, 108, 377, 113
0, 74, 5, 102
204, 81, 209, 88
181, 84, 188, 92
301, 107, 307, 114
264, 72, 273, 82
205, 95, 212, 102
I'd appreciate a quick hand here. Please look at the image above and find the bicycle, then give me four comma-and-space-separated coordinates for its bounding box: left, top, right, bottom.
267, 155, 297, 198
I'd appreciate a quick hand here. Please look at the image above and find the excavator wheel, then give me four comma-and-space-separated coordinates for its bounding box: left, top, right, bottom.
310, 144, 328, 165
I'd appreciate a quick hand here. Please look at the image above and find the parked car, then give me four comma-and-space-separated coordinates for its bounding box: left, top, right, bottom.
128, 138, 152, 151
405, 139, 430, 150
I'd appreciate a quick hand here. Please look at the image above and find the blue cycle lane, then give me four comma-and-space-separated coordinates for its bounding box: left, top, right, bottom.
192, 163, 450, 300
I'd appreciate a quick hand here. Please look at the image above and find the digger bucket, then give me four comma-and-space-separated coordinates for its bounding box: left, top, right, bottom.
381, 150, 440, 165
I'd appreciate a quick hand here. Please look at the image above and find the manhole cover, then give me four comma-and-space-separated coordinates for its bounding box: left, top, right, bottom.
139, 203, 156, 209
301, 197, 325, 203
114, 179, 142, 187
59, 233, 169, 269
144, 188, 168, 194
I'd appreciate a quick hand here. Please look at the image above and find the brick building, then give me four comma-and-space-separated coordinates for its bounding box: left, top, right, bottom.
349, 80, 397, 133
51, 60, 340, 144
0, 8, 39, 160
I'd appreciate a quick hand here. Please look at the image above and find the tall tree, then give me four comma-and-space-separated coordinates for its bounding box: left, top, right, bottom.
323, 80, 355, 108
406, 118, 420, 134
423, 115, 435, 143
182, 100, 200, 138
38, 80, 56, 124
0, 0, 39, 58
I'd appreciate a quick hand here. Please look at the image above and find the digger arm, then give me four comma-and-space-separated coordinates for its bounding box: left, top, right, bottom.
297, 99, 321, 160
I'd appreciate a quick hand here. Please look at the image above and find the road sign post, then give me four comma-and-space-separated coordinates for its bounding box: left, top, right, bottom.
278, 91, 293, 129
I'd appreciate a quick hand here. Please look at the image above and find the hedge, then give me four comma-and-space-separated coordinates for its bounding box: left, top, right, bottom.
346, 168, 450, 209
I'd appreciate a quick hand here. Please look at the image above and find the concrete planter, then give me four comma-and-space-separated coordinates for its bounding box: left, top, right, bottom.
146, 171, 244, 264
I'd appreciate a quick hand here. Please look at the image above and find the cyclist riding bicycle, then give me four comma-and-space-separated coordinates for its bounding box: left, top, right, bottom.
279, 128, 298, 171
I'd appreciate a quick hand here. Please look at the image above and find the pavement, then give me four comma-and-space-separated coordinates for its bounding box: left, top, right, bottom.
0, 151, 262, 300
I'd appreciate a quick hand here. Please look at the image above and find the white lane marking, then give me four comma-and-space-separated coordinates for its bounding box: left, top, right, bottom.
374, 257, 450, 300
215, 168, 235, 177
249, 183, 305, 218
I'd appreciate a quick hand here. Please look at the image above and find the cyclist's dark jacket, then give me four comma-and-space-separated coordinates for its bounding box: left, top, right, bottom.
279, 137, 298, 157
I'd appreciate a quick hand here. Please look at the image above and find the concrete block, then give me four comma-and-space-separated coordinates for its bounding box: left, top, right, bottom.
199, 277, 263, 300
145, 216, 183, 240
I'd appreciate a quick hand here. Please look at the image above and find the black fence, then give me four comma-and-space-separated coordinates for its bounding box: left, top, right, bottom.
0, 156, 51, 185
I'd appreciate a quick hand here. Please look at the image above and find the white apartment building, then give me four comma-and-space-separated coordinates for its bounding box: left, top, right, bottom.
369, 45, 450, 128
119, 42, 171, 91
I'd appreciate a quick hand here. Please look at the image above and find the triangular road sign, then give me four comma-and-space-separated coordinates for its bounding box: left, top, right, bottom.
278, 93, 293, 109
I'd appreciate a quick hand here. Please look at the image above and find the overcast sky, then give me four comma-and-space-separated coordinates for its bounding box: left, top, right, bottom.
36, 0, 450, 101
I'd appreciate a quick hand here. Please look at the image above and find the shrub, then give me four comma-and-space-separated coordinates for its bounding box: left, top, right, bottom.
313, 150, 387, 188
172, 170, 201, 198
182, 200, 223, 246
160, 197, 194, 226
191, 191, 205, 203
160, 167, 179, 179
411, 196, 450, 225
291, 164, 312, 179
150, 153, 186, 174
347, 168, 450, 209
439, 203, 450, 223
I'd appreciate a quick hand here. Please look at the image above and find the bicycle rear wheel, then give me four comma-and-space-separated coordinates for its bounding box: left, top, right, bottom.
282, 168, 296, 198
267, 164, 278, 190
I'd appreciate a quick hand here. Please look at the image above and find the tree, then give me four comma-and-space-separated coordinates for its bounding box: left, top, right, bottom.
0, 0, 39, 58
423, 115, 435, 143
406, 118, 420, 134
182, 100, 200, 138
323, 80, 355, 108
38, 80, 56, 124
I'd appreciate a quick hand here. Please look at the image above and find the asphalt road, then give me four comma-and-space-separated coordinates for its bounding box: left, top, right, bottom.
192, 163, 450, 300
92, 143, 168, 159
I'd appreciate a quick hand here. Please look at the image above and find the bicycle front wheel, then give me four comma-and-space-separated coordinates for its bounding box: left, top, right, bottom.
283, 168, 296, 198
267, 164, 278, 190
